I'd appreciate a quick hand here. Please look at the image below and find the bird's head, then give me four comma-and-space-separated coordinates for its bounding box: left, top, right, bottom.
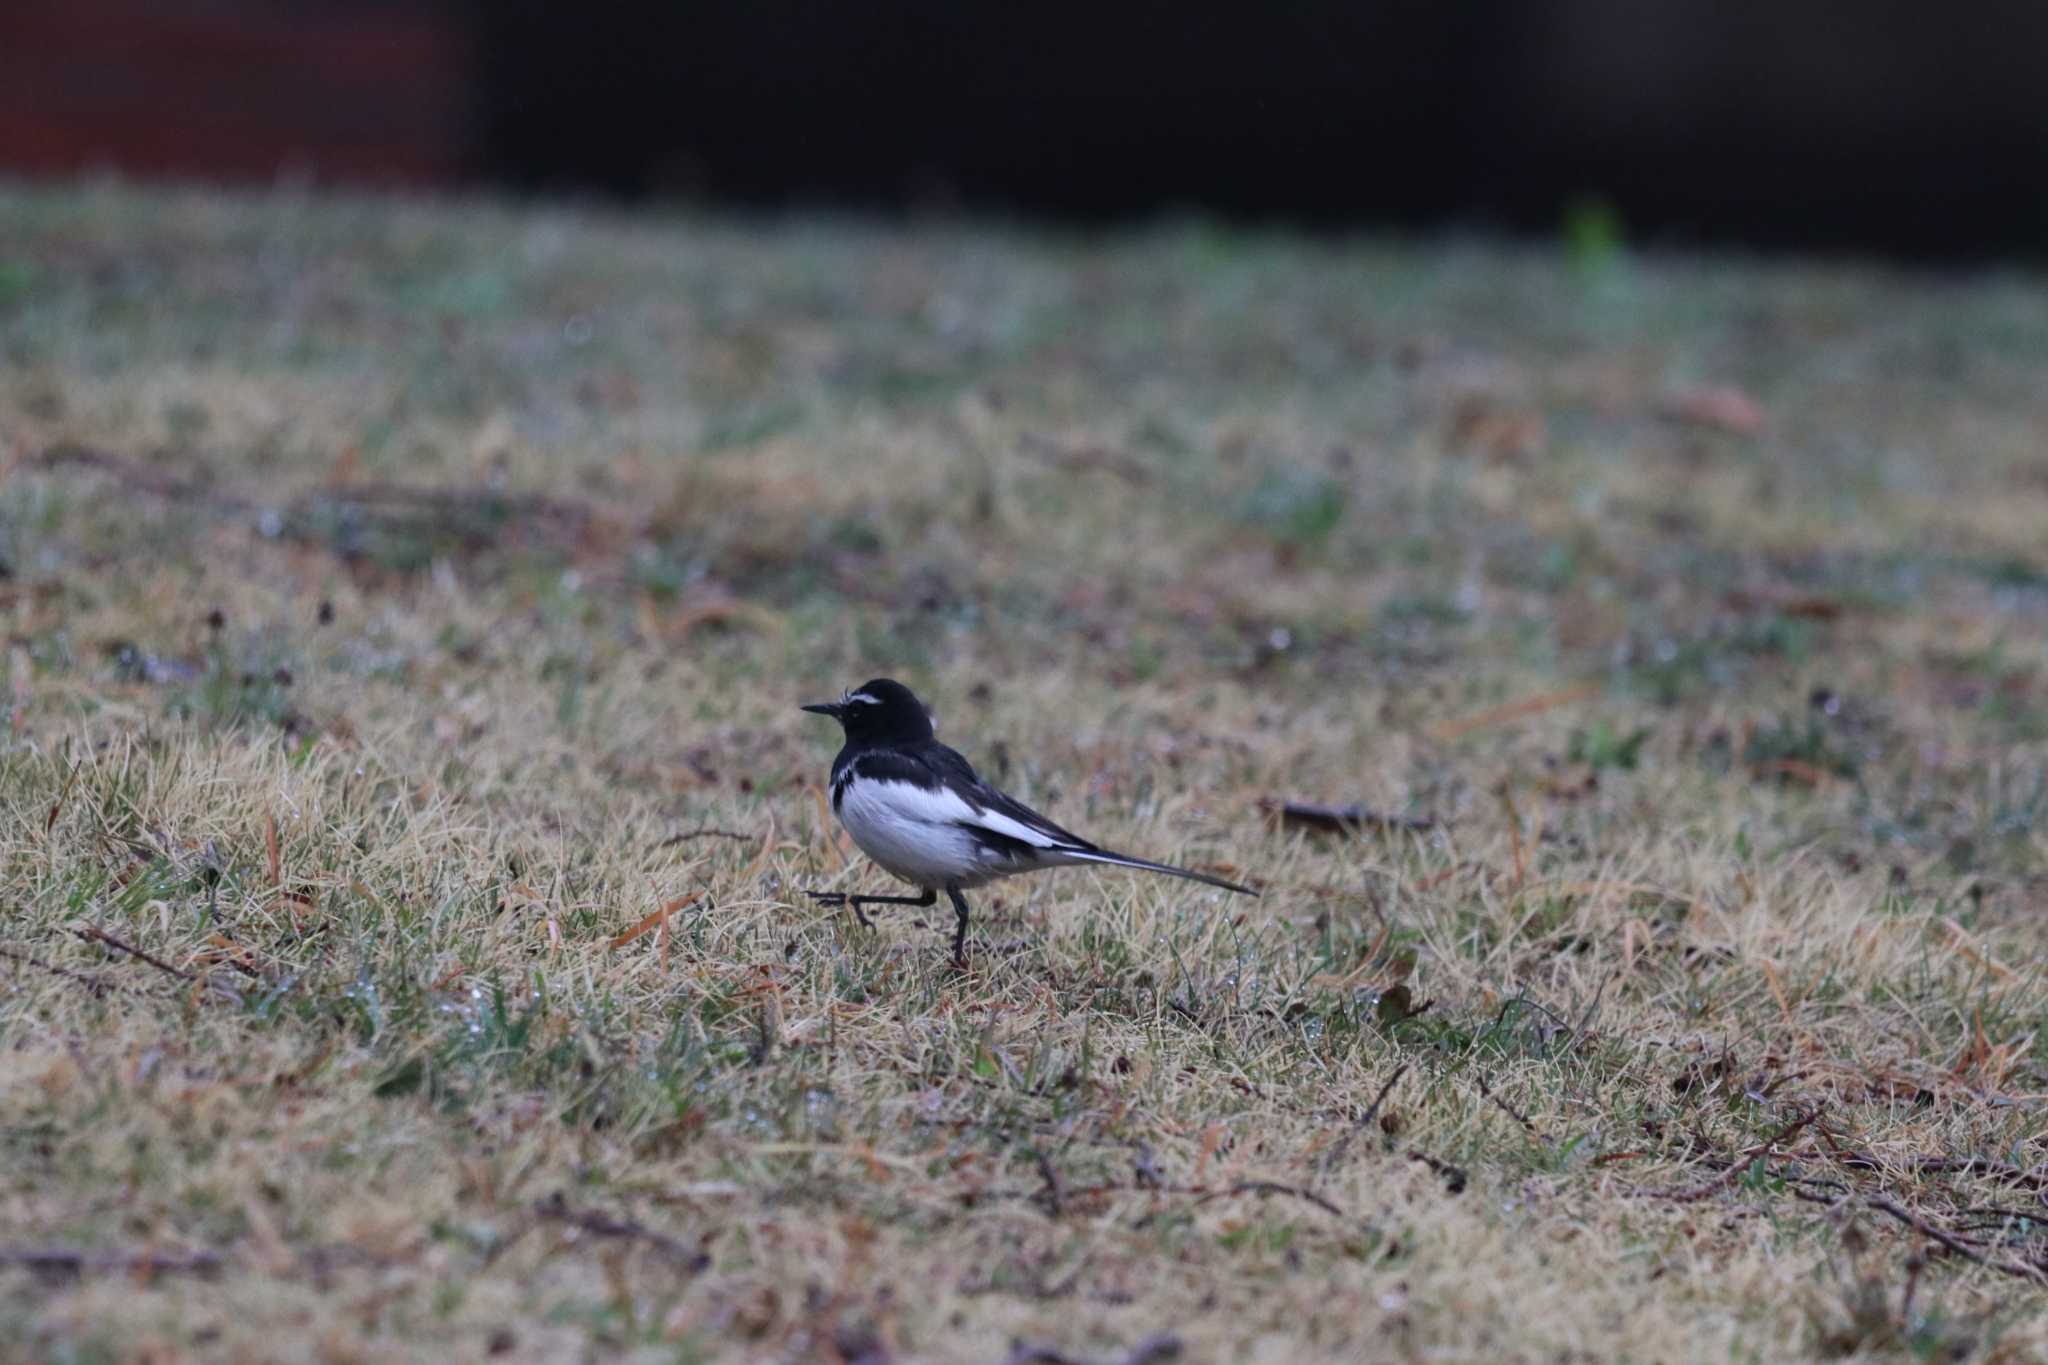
802, 677, 936, 744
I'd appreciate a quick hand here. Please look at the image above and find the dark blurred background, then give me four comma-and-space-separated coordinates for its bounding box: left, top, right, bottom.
5, 0, 2046, 261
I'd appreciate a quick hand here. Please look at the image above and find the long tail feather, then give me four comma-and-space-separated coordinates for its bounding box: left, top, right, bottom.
1063, 848, 1258, 896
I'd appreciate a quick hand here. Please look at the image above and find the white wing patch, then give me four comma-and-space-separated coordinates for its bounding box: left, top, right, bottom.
836, 777, 1076, 889
853, 777, 977, 826
963, 802, 1065, 850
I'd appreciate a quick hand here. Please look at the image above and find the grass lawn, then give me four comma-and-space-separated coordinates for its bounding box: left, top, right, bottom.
2, 181, 2046, 1362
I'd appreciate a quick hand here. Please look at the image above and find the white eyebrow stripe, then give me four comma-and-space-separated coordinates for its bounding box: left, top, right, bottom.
844, 692, 880, 706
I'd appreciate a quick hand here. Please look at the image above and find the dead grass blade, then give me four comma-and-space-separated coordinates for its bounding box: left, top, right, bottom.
1431, 682, 1599, 742
611, 895, 701, 950
45, 754, 80, 835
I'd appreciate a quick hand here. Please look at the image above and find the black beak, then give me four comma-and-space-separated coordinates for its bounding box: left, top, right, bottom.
801, 700, 844, 719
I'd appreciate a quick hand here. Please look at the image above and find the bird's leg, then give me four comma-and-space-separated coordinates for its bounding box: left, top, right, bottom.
806, 886, 936, 929
946, 887, 972, 966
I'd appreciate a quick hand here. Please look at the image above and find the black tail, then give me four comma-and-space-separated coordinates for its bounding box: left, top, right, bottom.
1062, 848, 1258, 896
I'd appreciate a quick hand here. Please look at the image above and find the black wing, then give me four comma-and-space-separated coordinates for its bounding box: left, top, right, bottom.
838, 740, 1255, 895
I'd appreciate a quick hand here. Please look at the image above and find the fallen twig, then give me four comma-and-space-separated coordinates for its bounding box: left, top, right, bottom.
999, 1331, 1182, 1365
1190, 1180, 1349, 1221
0, 945, 125, 997
35, 444, 243, 507
1118, 1337, 1183, 1365
1263, 799, 1439, 835
1017, 433, 1154, 485
1787, 1188, 2048, 1285
1637, 1110, 1822, 1201
1476, 1073, 1541, 1138
1846, 1154, 2048, 1192
1322, 1063, 1409, 1171
0, 1244, 223, 1279
532, 1192, 708, 1270
999, 1334, 1179, 1365
1591, 1150, 1650, 1167
1002, 1344, 1085, 1365
72, 925, 192, 980
305, 481, 590, 524
69, 927, 245, 1004
1035, 1149, 1068, 1219
656, 827, 751, 847
1950, 1206, 2048, 1230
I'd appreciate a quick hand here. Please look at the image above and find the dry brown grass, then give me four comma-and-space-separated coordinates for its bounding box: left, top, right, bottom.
2, 182, 2047, 1362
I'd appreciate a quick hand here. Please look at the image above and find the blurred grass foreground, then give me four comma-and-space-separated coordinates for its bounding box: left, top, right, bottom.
2, 183, 2047, 1362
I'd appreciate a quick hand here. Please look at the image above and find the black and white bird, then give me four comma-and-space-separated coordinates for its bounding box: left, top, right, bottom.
802, 678, 1256, 963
